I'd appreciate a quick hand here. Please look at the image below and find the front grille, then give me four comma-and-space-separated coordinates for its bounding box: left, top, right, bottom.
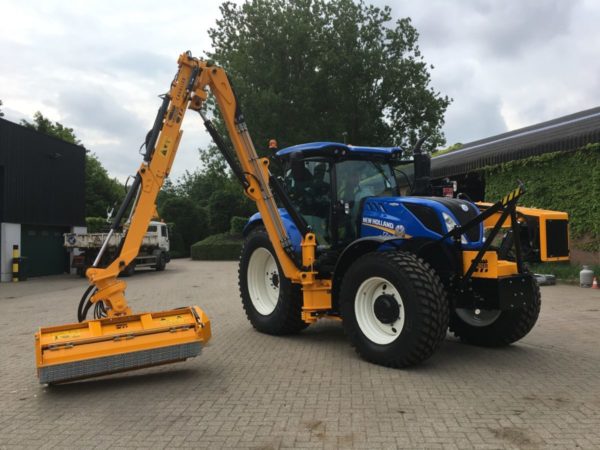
403, 203, 444, 235
545, 219, 569, 258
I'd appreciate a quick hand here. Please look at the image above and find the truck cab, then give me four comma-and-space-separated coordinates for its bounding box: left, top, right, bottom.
145, 221, 170, 254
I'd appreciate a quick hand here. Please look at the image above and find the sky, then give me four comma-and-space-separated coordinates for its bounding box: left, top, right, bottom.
1, 0, 599, 182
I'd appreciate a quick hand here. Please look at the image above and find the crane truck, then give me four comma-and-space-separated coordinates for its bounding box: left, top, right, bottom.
34, 51, 569, 384
64, 220, 170, 277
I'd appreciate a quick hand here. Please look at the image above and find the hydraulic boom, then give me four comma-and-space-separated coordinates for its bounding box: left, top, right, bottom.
34, 51, 325, 384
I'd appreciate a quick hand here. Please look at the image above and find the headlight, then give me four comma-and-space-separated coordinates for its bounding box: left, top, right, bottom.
442, 212, 467, 244
442, 212, 457, 231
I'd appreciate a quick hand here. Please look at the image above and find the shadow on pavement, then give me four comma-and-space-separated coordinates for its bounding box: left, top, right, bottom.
44, 367, 203, 394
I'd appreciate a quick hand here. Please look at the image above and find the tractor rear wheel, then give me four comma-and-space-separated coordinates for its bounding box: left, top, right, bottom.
449, 283, 541, 346
340, 251, 449, 368
239, 227, 308, 335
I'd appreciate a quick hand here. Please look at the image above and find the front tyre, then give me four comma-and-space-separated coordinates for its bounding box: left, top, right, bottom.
239, 227, 308, 335
449, 283, 541, 347
340, 251, 449, 368
155, 251, 167, 271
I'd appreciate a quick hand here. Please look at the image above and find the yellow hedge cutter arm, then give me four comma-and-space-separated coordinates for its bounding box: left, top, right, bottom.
34, 51, 318, 384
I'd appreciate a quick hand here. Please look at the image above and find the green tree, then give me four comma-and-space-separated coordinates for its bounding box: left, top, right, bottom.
208, 0, 450, 151
20, 111, 81, 144
0, 99, 4, 117
160, 196, 208, 256
160, 163, 254, 237
207, 186, 255, 233
85, 153, 124, 217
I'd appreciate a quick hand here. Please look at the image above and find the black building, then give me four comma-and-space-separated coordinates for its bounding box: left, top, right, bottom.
0, 118, 86, 280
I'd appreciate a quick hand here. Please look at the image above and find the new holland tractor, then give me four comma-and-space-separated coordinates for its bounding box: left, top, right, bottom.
239, 140, 568, 367
35, 52, 569, 385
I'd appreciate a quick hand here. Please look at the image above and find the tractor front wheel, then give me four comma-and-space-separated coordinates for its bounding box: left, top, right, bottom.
340, 251, 449, 368
239, 227, 308, 335
449, 283, 541, 346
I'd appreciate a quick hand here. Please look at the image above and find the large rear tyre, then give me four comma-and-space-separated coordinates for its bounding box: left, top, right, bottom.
340, 251, 449, 368
239, 227, 308, 335
449, 283, 541, 347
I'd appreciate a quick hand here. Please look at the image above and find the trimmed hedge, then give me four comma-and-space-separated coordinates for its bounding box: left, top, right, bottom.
483, 143, 600, 252
191, 232, 243, 260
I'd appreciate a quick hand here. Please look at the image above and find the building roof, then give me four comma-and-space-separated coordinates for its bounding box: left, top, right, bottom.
427, 106, 600, 179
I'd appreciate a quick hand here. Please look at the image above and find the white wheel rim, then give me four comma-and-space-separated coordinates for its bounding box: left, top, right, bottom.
455, 308, 501, 327
355, 277, 405, 345
247, 247, 280, 315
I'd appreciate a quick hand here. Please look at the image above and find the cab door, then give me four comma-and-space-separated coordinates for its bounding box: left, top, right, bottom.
283, 158, 333, 246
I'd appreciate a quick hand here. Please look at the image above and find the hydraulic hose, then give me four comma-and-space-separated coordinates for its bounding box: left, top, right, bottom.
77, 284, 98, 322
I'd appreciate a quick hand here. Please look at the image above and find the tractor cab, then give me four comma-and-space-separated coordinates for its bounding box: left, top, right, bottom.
276, 142, 402, 247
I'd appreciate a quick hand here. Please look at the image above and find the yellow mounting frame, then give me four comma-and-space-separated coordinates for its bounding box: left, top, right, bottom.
477, 202, 570, 262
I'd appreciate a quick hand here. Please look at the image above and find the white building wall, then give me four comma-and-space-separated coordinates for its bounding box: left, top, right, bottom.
1, 223, 21, 282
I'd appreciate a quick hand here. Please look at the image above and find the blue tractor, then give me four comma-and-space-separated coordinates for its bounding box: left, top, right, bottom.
238, 141, 543, 367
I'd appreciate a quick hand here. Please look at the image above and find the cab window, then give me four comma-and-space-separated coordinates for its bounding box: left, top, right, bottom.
336, 159, 398, 203
284, 159, 332, 245
335, 159, 398, 242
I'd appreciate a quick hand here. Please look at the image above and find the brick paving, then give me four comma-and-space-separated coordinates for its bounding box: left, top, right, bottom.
0, 259, 599, 449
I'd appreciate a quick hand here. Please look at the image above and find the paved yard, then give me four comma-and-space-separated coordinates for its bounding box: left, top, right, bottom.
0, 259, 599, 449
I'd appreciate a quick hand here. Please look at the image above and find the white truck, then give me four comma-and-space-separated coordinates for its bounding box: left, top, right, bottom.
64, 221, 170, 276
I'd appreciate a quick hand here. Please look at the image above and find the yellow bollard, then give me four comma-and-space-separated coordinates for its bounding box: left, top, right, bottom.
12, 245, 19, 282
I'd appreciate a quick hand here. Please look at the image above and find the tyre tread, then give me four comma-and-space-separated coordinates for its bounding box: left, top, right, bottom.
449, 282, 541, 347
342, 251, 449, 368
238, 227, 307, 335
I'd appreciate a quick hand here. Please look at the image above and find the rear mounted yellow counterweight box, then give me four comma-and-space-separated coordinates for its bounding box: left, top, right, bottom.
35, 306, 210, 384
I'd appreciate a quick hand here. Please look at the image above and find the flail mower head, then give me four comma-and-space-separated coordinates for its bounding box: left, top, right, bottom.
35, 306, 210, 384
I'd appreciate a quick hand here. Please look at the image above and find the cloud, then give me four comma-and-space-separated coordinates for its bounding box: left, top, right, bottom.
1, 0, 599, 180
474, 1, 577, 57
57, 86, 144, 138
376, 0, 600, 145
444, 95, 507, 145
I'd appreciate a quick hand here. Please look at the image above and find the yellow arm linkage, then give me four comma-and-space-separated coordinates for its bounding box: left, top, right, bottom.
87, 52, 330, 320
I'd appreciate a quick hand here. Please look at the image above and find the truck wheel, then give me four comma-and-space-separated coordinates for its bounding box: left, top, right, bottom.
120, 262, 136, 277
340, 251, 449, 368
449, 284, 541, 347
155, 252, 167, 271
239, 227, 308, 335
